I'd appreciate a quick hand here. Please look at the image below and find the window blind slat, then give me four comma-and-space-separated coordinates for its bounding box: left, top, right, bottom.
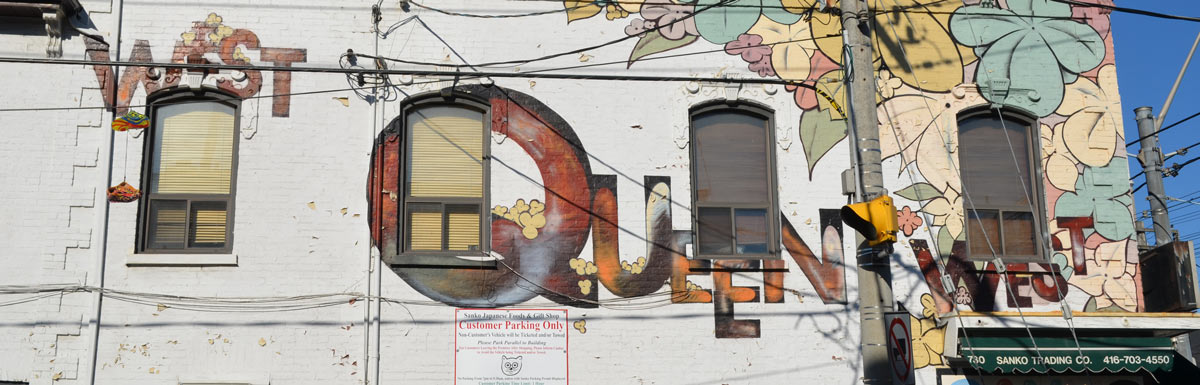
409, 210, 443, 251
408, 107, 483, 198
447, 206, 480, 251
190, 202, 228, 247
148, 200, 187, 248
152, 105, 235, 194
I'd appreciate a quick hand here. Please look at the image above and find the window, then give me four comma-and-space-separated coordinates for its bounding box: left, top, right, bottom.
690, 105, 779, 259
958, 109, 1044, 261
400, 102, 488, 255
138, 92, 238, 254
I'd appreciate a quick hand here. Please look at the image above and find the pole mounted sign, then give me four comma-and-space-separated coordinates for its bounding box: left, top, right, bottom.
885, 312, 915, 385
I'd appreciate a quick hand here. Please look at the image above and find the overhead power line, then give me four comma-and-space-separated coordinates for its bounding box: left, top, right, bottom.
1126, 110, 1200, 147
0, 56, 815, 86
1052, 0, 1200, 23
420, 0, 1082, 20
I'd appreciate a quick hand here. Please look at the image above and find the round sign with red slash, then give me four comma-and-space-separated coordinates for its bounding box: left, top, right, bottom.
887, 314, 914, 384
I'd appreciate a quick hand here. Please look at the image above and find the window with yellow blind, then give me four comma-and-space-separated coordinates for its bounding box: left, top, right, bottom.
139, 96, 238, 253
402, 104, 487, 255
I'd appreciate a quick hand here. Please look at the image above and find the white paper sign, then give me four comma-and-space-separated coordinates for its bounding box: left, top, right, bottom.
455, 309, 568, 385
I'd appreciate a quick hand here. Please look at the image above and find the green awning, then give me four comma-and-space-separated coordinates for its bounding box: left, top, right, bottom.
960, 336, 1176, 374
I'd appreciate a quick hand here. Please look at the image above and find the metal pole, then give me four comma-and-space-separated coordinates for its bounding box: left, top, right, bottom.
1155, 32, 1200, 130
87, 2, 124, 383
841, 0, 893, 383
1136, 106, 1175, 245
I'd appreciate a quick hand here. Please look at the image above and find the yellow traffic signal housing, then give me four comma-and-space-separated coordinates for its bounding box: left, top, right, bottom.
841, 195, 899, 246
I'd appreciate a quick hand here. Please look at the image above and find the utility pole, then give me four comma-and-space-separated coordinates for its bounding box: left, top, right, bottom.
840, 0, 893, 383
1135, 106, 1175, 246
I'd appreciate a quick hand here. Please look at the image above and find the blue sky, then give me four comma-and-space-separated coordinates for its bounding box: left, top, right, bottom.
1112, 2, 1200, 251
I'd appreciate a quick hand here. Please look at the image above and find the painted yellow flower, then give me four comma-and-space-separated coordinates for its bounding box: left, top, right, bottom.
1041, 122, 1080, 192
1055, 65, 1124, 167
578, 279, 593, 295
877, 69, 903, 99
573, 319, 587, 334
569, 258, 598, 276
908, 293, 946, 369
746, 14, 818, 82
1068, 240, 1138, 311
922, 187, 963, 240
204, 13, 223, 26
877, 92, 961, 195
565, 0, 643, 22
497, 199, 547, 239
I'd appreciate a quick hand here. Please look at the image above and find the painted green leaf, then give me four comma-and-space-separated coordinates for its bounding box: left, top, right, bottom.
628, 31, 698, 68
895, 183, 942, 202
950, 0, 1105, 117
694, 0, 762, 44
1041, 19, 1106, 74
1083, 296, 1097, 312
936, 226, 954, 258
760, 0, 801, 25
1051, 252, 1072, 280
799, 110, 847, 178
1053, 157, 1134, 241
974, 27, 1063, 117
948, 6, 1023, 46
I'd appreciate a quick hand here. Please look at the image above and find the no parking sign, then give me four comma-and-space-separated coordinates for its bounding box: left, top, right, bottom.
885, 312, 915, 385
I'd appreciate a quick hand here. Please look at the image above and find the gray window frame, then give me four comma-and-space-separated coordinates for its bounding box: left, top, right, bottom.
957, 107, 1050, 263
688, 101, 781, 260
391, 94, 492, 266
136, 88, 240, 254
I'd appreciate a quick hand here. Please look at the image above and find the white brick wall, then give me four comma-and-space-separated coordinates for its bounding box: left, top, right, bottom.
0, 1, 1153, 384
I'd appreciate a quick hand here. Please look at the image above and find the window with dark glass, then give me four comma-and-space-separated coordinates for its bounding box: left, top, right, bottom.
958, 110, 1044, 261
402, 104, 487, 253
139, 95, 238, 253
690, 106, 778, 259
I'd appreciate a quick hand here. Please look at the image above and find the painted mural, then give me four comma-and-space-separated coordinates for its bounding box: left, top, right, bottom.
362, 0, 1138, 351
368, 84, 850, 340
85, 13, 307, 116
551, 0, 1136, 313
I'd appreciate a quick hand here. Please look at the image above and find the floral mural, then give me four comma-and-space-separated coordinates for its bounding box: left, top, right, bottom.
554, 0, 1139, 314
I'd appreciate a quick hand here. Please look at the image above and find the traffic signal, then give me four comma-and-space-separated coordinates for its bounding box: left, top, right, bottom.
841, 195, 899, 246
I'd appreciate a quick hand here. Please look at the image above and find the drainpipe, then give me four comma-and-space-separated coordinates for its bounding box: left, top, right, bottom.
86, 0, 123, 384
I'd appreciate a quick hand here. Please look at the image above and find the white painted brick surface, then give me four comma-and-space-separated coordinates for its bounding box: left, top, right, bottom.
0, 1, 1155, 384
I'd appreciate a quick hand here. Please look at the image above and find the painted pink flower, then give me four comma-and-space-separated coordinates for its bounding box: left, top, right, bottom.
897, 206, 923, 237
786, 49, 839, 110
954, 286, 972, 306
725, 34, 775, 77
623, 0, 698, 40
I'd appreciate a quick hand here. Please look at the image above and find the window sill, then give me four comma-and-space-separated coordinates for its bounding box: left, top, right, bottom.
385, 252, 499, 268
126, 253, 238, 267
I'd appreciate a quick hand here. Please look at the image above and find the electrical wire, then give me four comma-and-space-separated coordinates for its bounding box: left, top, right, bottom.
382, 0, 975, 70
1052, 0, 1200, 23
0, 84, 376, 113
0, 56, 811, 86
360, 32, 844, 75
0, 284, 709, 312
409, 0, 594, 18
1126, 110, 1200, 147
490, 0, 1079, 19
